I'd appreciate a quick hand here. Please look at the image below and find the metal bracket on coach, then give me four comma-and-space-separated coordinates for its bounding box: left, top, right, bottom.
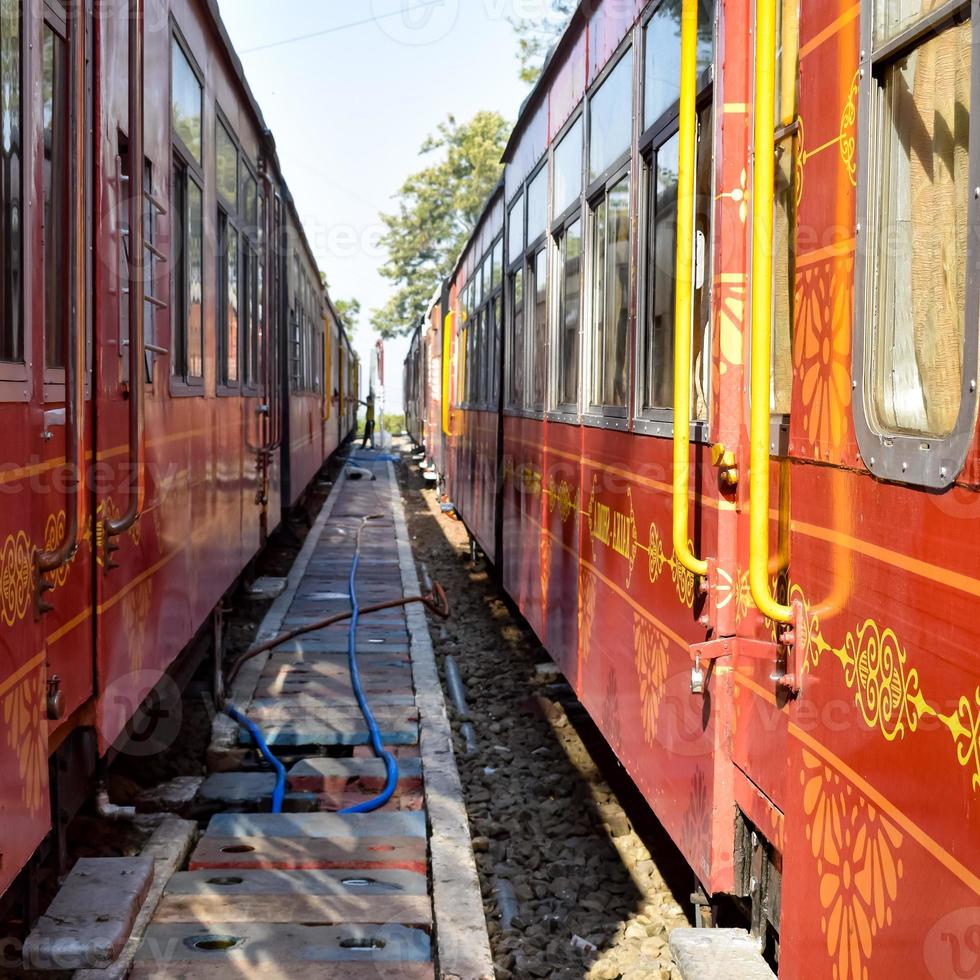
689, 624, 805, 698
774, 598, 806, 696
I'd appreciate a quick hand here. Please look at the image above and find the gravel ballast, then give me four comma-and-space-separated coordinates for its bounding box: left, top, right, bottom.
397, 457, 694, 980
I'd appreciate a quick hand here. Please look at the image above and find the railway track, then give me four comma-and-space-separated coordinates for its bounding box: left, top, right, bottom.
17, 452, 492, 979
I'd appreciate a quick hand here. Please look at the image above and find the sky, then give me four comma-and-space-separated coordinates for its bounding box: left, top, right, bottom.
216, 0, 535, 413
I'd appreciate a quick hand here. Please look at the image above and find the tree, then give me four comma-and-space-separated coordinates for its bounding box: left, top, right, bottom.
370, 111, 509, 339
510, 0, 575, 84
334, 298, 361, 337
321, 273, 361, 338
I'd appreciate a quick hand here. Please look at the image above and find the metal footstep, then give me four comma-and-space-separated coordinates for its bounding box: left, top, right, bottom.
669, 928, 777, 980
22, 856, 155, 971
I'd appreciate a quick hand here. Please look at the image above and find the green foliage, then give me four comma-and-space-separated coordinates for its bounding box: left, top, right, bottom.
322, 273, 361, 339
334, 298, 361, 337
510, 0, 576, 84
383, 413, 406, 434
370, 111, 510, 339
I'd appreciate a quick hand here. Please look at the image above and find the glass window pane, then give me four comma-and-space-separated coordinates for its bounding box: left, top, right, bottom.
509, 268, 525, 407
492, 238, 503, 290
692, 104, 712, 421
772, 135, 795, 415
190, 195, 202, 381
43, 24, 67, 370
216, 118, 238, 209
558, 219, 582, 407
645, 134, 679, 410
873, 21, 970, 438
508, 193, 524, 266
0, 0, 21, 363
553, 116, 583, 217
527, 166, 547, 243
492, 294, 502, 402
528, 247, 548, 409
242, 170, 257, 229
590, 48, 634, 182
874, 0, 938, 44
644, 0, 714, 131
171, 39, 201, 163
592, 175, 631, 406
227, 230, 239, 383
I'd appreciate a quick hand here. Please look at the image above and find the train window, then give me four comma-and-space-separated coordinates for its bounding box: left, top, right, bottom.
553, 117, 583, 221
642, 134, 678, 411
508, 193, 524, 267
216, 117, 238, 210
527, 166, 547, 245
171, 37, 202, 164
0, 0, 21, 368
507, 267, 525, 408
492, 295, 502, 403
42, 20, 68, 371
637, 0, 714, 430
853, 0, 975, 485
589, 48, 633, 184
643, 0, 713, 131
555, 218, 582, 410
528, 246, 548, 410
590, 174, 631, 410
873, 21, 969, 438
492, 238, 503, 291
172, 167, 204, 384
217, 211, 239, 387
771, 0, 799, 418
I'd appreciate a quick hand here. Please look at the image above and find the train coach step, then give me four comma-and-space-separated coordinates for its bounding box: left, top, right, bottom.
669, 928, 776, 980
22, 856, 154, 971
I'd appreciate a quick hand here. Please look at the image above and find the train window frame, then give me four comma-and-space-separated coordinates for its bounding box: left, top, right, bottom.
169, 23, 205, 396
0, 0, 26, 401
505, 188, 526, 412
240, 158, 261, 394
215, 106, 241, 395
170, 26, 202, 167
523, 158, 549, 421
547, 109, 585, 423
633, 0, 715, 441
769, 0, 800, 456
852, 0, 979, 487
582, 35, 636, 431
41, 4, 69, 400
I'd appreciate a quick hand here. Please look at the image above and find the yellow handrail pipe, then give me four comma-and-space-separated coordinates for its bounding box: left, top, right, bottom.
749, 0, 794, 625
441, 310, 453, 436
671, 0, 707, 578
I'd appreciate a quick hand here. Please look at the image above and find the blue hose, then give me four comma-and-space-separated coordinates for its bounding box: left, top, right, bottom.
339, 524, 399, 814
224, 704, 286, 814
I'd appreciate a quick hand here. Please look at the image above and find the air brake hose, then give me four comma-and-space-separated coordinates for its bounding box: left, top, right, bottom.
339, 514, 400, 814
224, 703, 286, 814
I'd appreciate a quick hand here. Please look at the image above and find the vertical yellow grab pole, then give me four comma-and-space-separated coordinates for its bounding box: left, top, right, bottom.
749, 0, 794, 624
672, 0, 708, 578
442, 311, 453, 436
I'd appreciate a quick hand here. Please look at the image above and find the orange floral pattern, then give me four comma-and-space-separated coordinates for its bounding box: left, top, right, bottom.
634, 615, 669, 745
795, 255, 854, 456
578, 566, 597, 663
2, 670, 47, 814
802, 749, 903, 980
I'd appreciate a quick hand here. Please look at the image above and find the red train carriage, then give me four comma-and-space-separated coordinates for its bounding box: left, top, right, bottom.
406, 0, 980, 974
0, 0, 355, 911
